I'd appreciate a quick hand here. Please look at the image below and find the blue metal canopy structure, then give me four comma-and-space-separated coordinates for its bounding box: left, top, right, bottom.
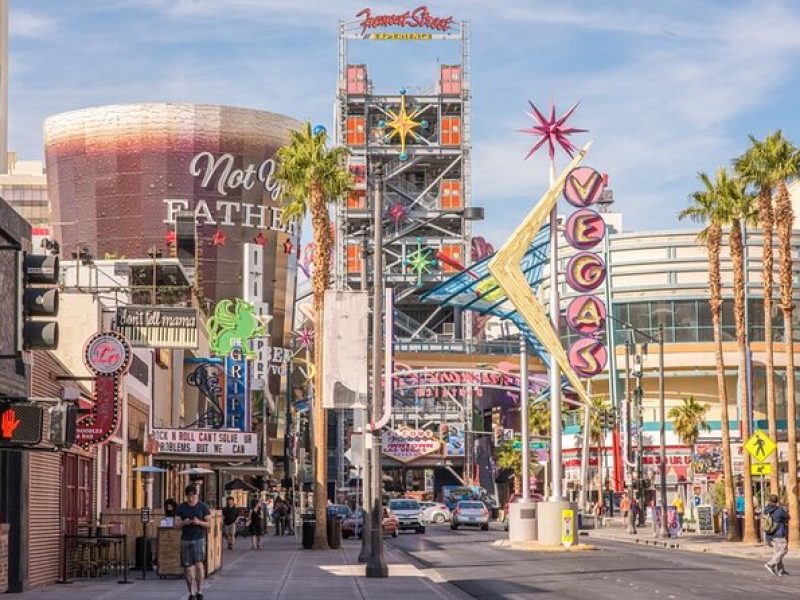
421, 224, 551, 362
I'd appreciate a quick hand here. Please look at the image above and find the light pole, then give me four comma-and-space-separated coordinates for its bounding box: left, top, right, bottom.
658, 324, 667, 539
366, 165, 388, 578
358, 228, 372, 564
520, 337, 530, 503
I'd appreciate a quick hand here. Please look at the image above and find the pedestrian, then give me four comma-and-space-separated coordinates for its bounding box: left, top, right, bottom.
628, 496, 639, 534
735, 489, 745, 515
284, 497, 294, 535
274, 498, 288, 535
672, 495, 685, 536
763, 494, 790, 576
175, 484, 211, 600
593, 500, 604, 528
222, 496, 238, 551
247, 498, 264, 549
620, 492, 630, 521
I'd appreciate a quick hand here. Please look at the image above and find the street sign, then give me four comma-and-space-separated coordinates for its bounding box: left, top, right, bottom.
140, 507, 151, 523
744, 430, 776, 462
751, 462, 772, 476
513, 440, 549, 451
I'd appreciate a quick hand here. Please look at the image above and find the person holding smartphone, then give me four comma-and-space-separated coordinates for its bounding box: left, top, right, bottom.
175, 484, 211, 600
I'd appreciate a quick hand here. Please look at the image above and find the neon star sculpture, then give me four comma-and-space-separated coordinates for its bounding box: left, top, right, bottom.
405, 241, 436, 285
293, 326, 315, 352
519, 101, 587, 161
387, 200, 409, 228
384, 92, 423, 160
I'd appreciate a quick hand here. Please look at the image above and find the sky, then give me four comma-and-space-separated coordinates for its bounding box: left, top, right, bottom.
9, 0, 800, 246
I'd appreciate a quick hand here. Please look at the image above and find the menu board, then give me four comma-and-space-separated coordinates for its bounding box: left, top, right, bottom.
697, 505, 714, 534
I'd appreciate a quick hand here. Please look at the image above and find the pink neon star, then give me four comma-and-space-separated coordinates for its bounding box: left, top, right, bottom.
294, 327, 315, 351
387, 200, 408, 228
519, 101, 587, 161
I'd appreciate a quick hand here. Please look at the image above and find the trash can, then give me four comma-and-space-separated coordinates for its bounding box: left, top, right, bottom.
327, 516, 342, 549
302, 513, 315, 550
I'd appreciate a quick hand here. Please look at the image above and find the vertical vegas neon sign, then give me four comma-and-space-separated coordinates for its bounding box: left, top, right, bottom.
562, 167, 608, 377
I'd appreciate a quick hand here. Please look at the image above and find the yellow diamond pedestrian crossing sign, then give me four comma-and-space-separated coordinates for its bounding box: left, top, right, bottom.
751, 462, 773, 476
744, 430, 776, 462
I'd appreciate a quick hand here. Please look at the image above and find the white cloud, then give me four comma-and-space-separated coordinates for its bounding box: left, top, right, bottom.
11, 10, 56, 38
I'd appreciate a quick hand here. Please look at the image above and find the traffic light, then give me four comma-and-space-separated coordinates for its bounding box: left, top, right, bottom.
19, 252, 59, 350
0, 402, 44, 445
49, 402, 79, 447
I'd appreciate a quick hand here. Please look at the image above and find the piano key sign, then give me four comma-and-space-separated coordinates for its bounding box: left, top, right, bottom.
114, 305, 199, 349
562, 167, 609, 378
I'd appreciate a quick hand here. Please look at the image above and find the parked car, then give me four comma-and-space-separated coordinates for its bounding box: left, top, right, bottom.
451, 500, 490, 530
342, 508, 399, 539
386, 498, 426, 534
327, 504, 353, 520
420, 501, 451, 524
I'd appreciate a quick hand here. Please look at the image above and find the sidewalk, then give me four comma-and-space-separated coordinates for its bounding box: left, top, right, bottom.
586, 519, 800, 565
13, 533, 468, 600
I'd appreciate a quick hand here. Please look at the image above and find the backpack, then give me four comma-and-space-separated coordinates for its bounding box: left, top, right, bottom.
761, 510, 778, 535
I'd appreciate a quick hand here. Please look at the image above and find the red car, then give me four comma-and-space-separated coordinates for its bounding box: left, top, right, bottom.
342, 508, 399, 539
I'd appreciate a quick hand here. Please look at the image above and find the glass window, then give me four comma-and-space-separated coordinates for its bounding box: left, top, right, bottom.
628, 303, 650, 333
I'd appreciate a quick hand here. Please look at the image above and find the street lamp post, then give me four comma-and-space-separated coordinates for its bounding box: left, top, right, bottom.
658, 324, 668, 539
366, 166, 388, 578
520, 338, 530, 503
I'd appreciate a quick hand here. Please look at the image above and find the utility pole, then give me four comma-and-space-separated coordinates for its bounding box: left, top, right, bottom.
358, 229, 371, 564
520, 338, 530, 503
366, 165, 388, 578
658, 324, 668, 539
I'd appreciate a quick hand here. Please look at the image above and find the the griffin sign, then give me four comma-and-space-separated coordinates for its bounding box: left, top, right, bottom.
206, 298, 267, 357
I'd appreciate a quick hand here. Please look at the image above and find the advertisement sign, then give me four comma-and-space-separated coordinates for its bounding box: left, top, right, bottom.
441, 424, 465, 456
77, 332, 132, 449
225, 346, 249, 431
151, 428, 258, 457
382, 428, 441, 463
206, 298, 267, 357
561, 508, 575, 547
355, 6, 455, 37
322, 290, 369, 409
115, 305, 199, 349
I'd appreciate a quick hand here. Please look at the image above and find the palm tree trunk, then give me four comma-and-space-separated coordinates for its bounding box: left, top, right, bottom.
730, 222, 758, 542
708, 224, 739, 541
776, 181, 799, 548
759, 189, 780, 493
310, 184, 331, 550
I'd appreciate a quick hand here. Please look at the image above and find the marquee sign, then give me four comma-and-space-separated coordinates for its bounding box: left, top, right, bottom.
77, 331, 132, 449
206, 298, 267, 357
115, 305, 199, 349
151, 427, 258, 458
563, 167, 609, 377
382, 428, 441, 463
356, 6, 455, 37
163, 151, 298, 236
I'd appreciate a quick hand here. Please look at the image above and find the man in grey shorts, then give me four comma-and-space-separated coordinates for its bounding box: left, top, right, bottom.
175, 484, 211, 600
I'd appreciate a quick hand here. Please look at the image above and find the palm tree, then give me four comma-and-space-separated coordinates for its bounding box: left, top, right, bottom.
734, 137, 779, 493
679, 170, 739, 541
496, 441, 523, 495
528, 401, 551, 437
277, 123, 352, 549
722, 168, 759, 542
668, 396, 712, 476
764, 130, 800, 548
578, 396, 609, 507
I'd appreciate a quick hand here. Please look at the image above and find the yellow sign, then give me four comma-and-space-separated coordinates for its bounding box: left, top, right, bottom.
561, 508, 575, 547
751, 462, 773, 476
744, 430, 776, 462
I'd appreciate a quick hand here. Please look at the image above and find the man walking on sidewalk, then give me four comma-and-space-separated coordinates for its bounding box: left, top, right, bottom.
763, 494, 789, 576
222, 496, 239, 550
176, 484, 212, 599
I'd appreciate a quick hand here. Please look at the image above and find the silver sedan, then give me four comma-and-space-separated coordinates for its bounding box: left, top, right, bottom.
420, 501, 451, 524
450, 500, 490, 531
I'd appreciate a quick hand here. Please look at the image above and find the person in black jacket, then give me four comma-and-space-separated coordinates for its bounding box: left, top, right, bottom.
222, 497, 239, 550
764, 494, 790, 576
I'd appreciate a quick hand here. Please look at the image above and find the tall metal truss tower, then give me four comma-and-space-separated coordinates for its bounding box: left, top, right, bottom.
334, 16, 472, 341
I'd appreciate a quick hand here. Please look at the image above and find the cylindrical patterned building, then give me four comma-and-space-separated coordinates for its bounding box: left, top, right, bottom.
44, 102, 301, 359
